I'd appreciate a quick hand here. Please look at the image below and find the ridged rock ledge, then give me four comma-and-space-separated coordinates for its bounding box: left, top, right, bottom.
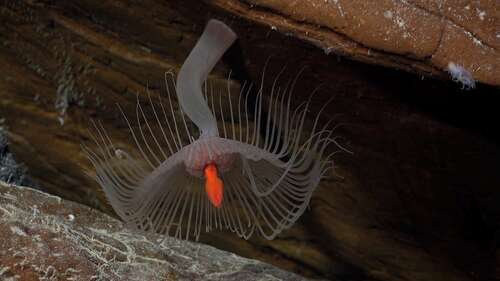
210, 0, 500, 86
0, 181, 311, 281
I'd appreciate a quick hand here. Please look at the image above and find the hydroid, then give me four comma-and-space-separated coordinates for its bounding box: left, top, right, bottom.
83, 19, 348, 240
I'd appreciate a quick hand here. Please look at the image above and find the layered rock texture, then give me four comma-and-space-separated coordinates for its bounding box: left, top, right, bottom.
212, 0, 500, 86
0, 181, 310, 281
0, 1, 499, 281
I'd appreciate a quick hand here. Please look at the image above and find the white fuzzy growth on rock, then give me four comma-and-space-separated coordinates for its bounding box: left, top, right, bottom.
9, 225, 27, 236
447, 62, 476, 90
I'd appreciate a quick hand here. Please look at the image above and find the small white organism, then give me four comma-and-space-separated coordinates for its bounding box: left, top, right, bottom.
447, 62, 476, 90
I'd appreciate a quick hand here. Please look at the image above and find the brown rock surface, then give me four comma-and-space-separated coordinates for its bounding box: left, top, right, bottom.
211, 0, 500, 86
1, 1, 499, 281
0, 181, 311, 281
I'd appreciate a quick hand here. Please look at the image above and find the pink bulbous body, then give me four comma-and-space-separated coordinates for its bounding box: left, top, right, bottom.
183, 136, 236, 177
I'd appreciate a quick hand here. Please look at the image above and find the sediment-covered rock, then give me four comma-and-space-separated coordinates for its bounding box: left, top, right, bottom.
0, 181, 311, 281
210, 0, 500, 86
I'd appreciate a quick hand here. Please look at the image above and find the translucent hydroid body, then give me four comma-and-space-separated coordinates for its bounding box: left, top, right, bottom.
83, 19, 347, 240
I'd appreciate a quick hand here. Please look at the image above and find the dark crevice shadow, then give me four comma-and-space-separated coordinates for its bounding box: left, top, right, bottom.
222, 41, 287, 156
